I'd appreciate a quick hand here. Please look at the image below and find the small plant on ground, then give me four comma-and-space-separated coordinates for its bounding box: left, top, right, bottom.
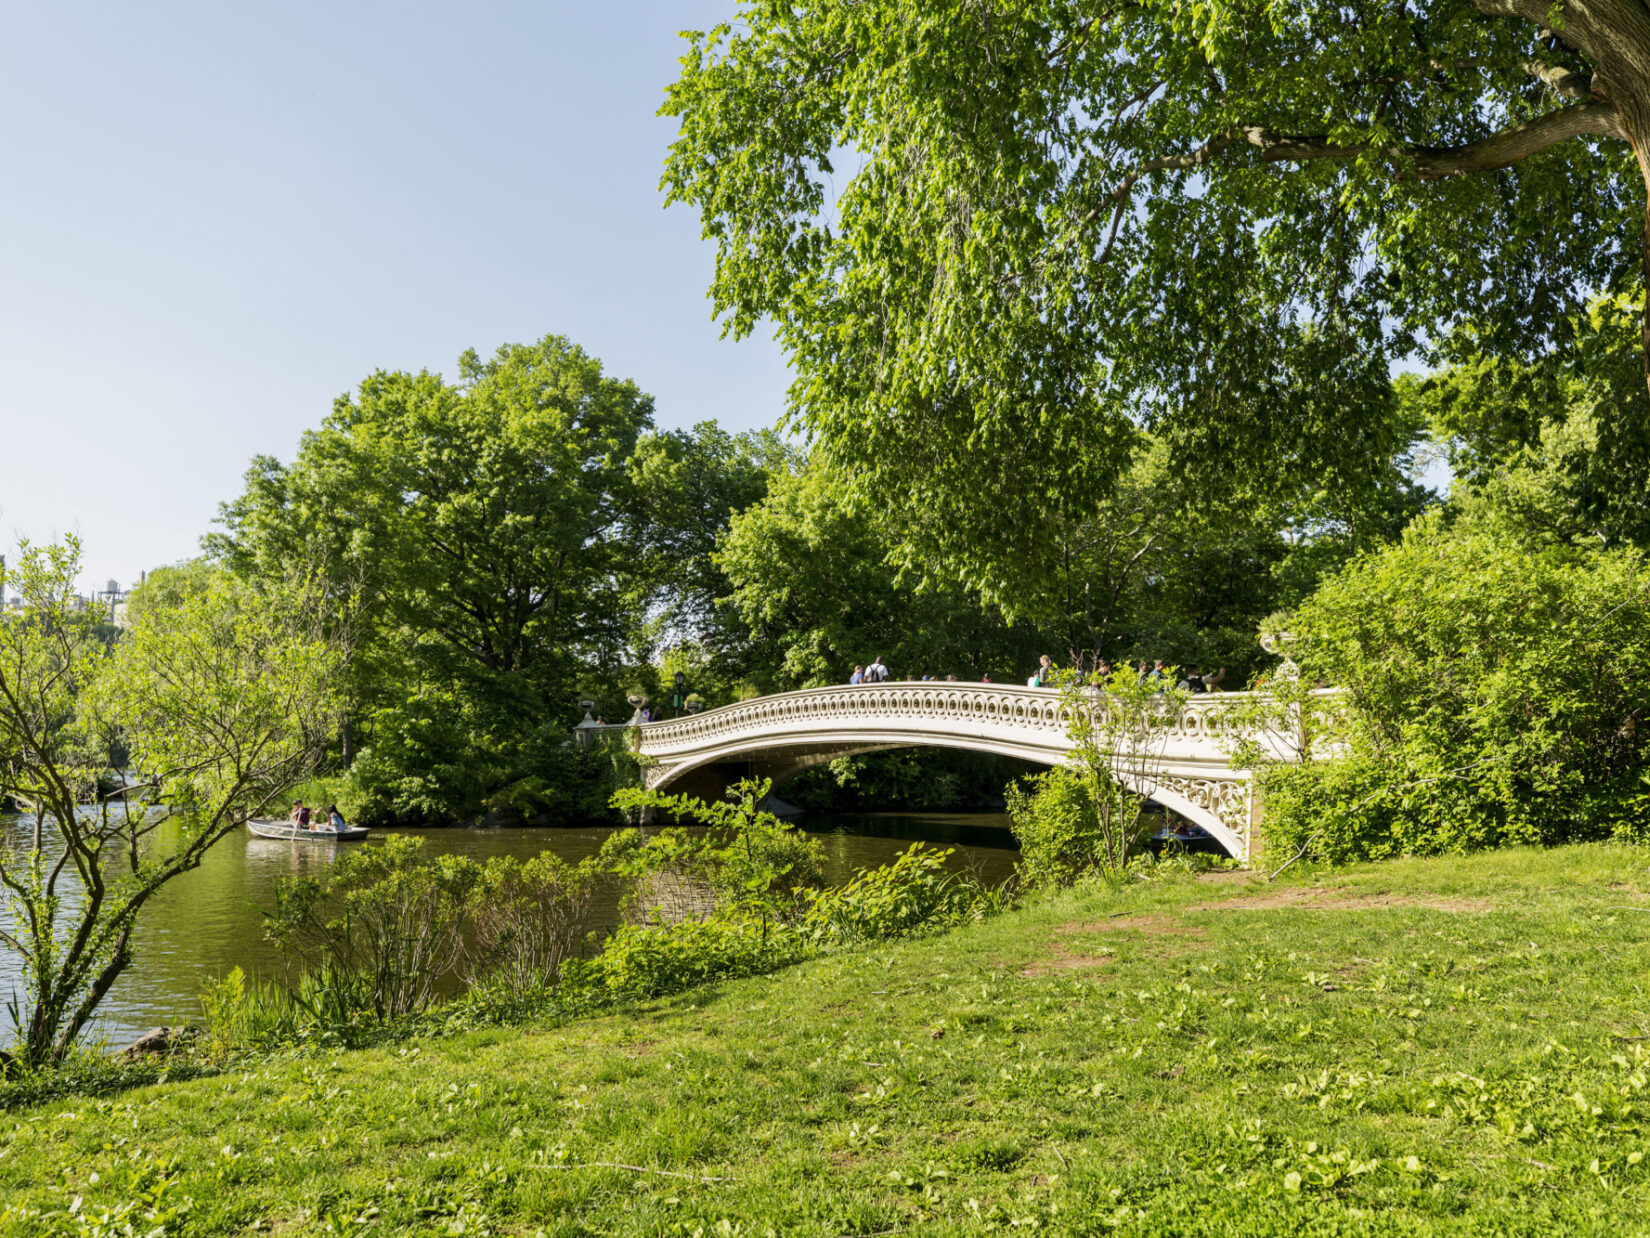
463, 851, 601, 990
802, 843, 993, 945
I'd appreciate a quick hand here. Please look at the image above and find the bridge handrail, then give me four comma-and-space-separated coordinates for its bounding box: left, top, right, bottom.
632, 681, 1334, 754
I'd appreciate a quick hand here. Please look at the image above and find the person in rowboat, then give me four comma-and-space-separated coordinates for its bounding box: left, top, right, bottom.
326, 804, 346, 833
290, 800, 311, 830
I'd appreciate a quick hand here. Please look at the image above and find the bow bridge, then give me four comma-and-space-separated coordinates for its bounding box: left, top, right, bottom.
632, 683, 1310, 861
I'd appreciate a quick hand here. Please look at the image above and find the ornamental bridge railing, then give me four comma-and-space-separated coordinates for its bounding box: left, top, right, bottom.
630, 682, 1324, 862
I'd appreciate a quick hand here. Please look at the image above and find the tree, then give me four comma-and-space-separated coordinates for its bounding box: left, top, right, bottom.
210, 336, 794, 823
716, 466, 1038, 686
0, 541, 342, 1067
625, 422, 798, 645
662, 0, 1647, 599
1410, 292, 1650, 545
717, 445, 1427, 692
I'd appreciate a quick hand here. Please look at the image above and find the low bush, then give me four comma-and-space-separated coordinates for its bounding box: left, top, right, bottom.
802, 843, 994, 944
199, 966, 304, 1053
266, 836, 481, 1021
1005, 766, 1153, 889
1263, 508, 1650, 861
609, 778, 826, 931
465, 852, 600, 989
559, 918, 812, 1006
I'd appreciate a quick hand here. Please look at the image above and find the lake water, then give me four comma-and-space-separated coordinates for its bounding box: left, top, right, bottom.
0, 811, 1019, 1047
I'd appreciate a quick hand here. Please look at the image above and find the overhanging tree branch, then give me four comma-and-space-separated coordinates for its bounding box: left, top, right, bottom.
1065, 102, 1627, 274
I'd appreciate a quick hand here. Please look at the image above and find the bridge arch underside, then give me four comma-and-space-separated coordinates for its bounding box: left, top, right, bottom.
646, 733, 1251, 861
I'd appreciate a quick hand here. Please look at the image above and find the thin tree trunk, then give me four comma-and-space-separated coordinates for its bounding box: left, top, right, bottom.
53, 926, 132, 1062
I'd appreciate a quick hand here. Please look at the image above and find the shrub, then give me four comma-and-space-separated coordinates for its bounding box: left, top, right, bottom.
200, 966, 304, 1053
609, 778, 826, 932
559, 918, 812, 1005
802, 843, 991, 944
1265, 510, 1650, 861
266, 836, 481, 1021
465, 852, 600, 989
1006, 766, 1153, 889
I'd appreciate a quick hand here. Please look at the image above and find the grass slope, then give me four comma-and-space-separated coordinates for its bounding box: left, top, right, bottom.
4, 846, 1650, 1236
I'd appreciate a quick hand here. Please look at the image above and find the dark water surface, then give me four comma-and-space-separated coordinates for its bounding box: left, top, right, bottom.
0, 811, 1018, 1046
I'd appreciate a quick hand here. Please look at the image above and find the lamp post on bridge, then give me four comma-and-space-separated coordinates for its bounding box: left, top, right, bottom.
575, 698, 601, 751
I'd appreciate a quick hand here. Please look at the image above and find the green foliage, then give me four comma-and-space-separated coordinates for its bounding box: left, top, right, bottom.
1007, 669, 1196, 884
717, 446, 1417, 695
266, 836, 482, 1022
199, 967, 301, 1055
801, 843, 997, 945
1412, 294, 1650, 548
559, 918, 811, 1006
465, 852, 601, 990
609, 779, 826, 932
1263, 510, 1650, 861
1007, 766, 1126, 890
208, 335, 782, 824
715, 467, 1038, 688
661, 0, 1616, 604
0, 539, 343, 1067
342, 695, 622, 827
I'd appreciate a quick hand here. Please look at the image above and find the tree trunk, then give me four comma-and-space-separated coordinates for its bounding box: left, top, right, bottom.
1573, 1, 1650, 395
52, 927, 132, 1063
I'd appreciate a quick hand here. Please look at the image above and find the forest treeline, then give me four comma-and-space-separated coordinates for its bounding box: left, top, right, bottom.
190, 294, 1650, 840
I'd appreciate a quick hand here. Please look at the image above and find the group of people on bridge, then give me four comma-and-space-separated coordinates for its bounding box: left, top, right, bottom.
847, 655, 1226, 695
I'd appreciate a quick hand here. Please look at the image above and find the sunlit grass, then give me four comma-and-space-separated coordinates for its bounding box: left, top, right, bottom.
3, 844, 1649, 1235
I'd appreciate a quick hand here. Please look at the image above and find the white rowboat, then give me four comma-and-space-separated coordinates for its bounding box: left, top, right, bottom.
247, 819, 369, 842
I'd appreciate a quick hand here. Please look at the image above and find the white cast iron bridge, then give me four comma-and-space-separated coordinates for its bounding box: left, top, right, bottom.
632, 683, 1311, 862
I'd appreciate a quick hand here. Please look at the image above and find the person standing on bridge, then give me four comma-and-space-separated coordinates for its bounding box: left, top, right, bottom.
849, 665, 865, 685
868, 656, 889, 682
1177, 665, 1226, 694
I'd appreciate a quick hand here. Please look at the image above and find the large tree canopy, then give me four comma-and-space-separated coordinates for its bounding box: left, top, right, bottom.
207, 335, 784, 823
662, 0, 1649, 600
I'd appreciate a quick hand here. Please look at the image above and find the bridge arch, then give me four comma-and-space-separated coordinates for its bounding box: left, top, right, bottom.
631, 683, 1299, 862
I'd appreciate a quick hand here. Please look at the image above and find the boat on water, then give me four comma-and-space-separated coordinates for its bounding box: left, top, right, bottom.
247, 819, 369, 842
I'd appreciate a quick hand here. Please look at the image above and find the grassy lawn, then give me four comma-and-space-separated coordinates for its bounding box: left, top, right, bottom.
4, 845, 1650, 1236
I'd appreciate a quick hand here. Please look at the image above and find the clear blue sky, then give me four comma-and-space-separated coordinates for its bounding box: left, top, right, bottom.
1, 1, 789, 591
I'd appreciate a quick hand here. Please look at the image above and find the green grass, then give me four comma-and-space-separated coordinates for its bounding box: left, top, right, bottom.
4, 844, 1650, 1235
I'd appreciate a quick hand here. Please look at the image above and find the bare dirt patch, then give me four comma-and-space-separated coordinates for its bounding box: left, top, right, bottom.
1188, 887, 1494, 913
1037, 914, 1211, 968
1021, 951, 1117, 979
1061, 913, 1209, 938
1195, 869, 1264, 887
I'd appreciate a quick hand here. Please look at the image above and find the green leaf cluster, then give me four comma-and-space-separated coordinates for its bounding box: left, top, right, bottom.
1264, 509, 1650, 860
207, 335, 785, 824
661, 0, 1641, 599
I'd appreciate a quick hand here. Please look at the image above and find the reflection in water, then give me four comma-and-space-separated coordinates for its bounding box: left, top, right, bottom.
1, 811, 1018, 1045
